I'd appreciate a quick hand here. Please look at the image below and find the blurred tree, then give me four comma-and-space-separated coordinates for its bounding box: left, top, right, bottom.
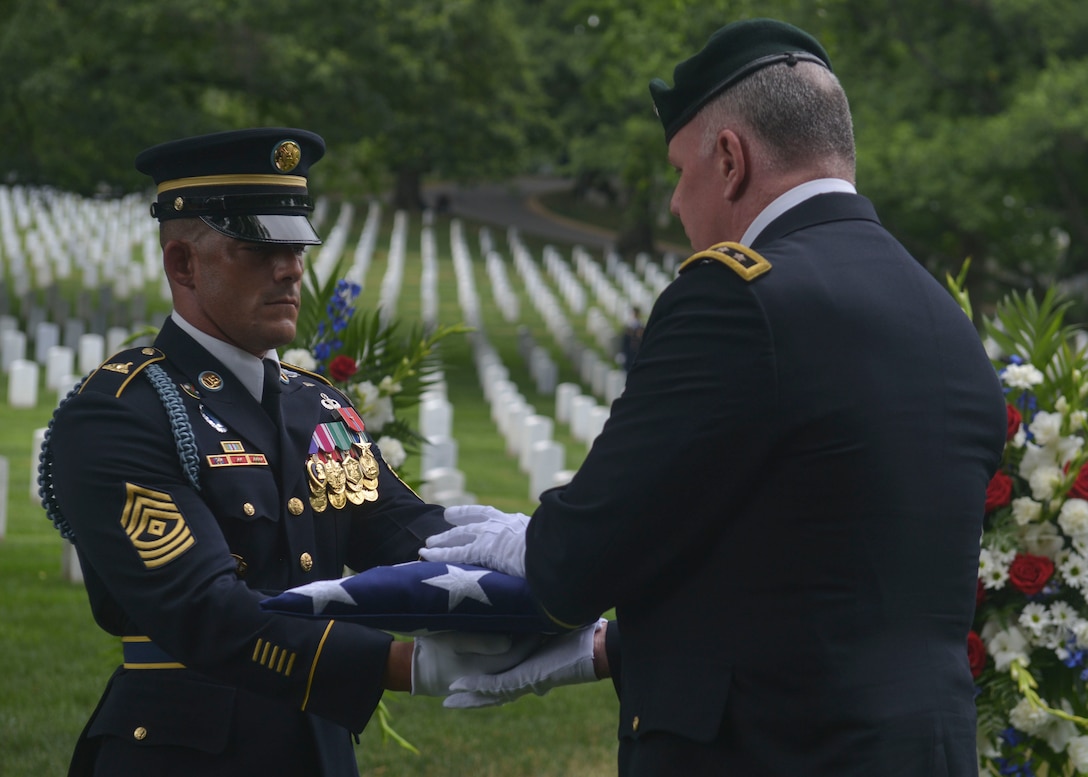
831, 0, 1088, 309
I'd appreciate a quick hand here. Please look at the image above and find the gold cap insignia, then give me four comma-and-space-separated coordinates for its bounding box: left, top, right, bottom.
272, 140, 302, 173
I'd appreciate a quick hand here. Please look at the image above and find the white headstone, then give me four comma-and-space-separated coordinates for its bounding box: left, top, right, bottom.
106, 327, 130, 355
570, 395, 596, 442
419, 397, 453, 440
420, 467, 466, 503
45, 345, 75, 391
605, 369, 627, 404
9, 360, 40, 408
61, 540, 84, 584
33, 321, 60, 364
78, 333, 105, 374
587, 406, 610, 445
30, 427, 46, 500
421, 435, 458, 473
529, 440, 565, 500
555, 382, 580, 424
519, 415, 554, 472
2, 329, 27, 372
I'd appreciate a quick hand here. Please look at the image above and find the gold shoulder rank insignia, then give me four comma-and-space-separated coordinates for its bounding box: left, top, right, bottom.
120, 483, 195, 568
678, 241, 771, 281
81, 347, 166, 398
281, 361, 333, 387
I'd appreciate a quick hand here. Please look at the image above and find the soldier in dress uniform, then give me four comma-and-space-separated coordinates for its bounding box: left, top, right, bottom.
421, 18, 1010, 777
38, 128, 500, 776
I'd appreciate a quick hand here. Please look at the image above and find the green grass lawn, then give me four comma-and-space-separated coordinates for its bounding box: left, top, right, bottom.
0, 204, 635, 776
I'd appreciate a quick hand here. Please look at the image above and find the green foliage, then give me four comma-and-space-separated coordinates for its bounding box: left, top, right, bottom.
288, 256, 469, 460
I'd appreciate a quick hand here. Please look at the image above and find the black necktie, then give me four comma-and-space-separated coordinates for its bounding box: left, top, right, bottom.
261, 359, 282, 422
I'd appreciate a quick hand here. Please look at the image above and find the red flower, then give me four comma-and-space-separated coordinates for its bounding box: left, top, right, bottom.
1069, 462, 1088, 501
1007, 553, 1055, 596
967, 631, 986, 679
328, 355, 358, 383
984, 471, 1013, 513
1006, 404, 1022, 441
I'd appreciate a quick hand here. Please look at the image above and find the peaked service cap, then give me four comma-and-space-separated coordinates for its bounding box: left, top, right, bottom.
649, 18, 832, 144
135, 127, 326, 245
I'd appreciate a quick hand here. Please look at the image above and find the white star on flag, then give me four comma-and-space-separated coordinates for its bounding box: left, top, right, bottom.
421, 564, 493, 610
289, 579, 359, 614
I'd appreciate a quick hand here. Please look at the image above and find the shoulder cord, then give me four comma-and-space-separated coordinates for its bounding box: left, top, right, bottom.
38, 363, 201, 543
144, 363, 202, 493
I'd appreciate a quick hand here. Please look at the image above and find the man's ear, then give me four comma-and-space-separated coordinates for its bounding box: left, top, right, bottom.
717, 129, 747, 202
163, 238, 196, 289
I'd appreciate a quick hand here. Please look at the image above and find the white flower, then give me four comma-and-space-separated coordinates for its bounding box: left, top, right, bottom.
1051, 601, 1078, 629
1059, 435, 1085, 468
1061, 553, 1088, 592
1020, 522, 1065, 558
1073, 411, 1088, 432
1012, 425, 1027, 448
1011, 496, 1043, 526
364, 396, 394, 433
379, 375, 403, 395
979, 547, 1010, 590
1020, 442, 1055, 481
1003, 363, 1045, 390
353, 380, 380, 409
282, 348, 317, 371
1009, 696, 1052, 735
377, 436, 407, 469
1019, 602, 1051, 636
1060, 499, 1088, 540
1029, 464, 1063, 501
1068, 735, 1088, 772
1074, 619, 1088, 649
987, 626, 1030, 671
1044, 714, 1080, 754
351, 381, 396, 433
1031, 411, 1064, 447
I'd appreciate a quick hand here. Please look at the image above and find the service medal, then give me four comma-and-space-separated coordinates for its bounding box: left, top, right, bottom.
309, 489, 328, 513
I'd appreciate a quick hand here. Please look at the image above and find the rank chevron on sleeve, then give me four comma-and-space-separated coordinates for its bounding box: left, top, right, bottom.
120, 483, 195, 569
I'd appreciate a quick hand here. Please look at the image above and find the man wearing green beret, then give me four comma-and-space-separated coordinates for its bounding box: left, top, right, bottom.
422, 17, 1007, 776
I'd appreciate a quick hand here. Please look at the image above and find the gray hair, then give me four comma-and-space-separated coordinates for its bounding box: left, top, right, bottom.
699, 61, 855, 177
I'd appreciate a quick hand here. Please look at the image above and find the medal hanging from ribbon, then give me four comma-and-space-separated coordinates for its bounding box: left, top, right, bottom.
307, 421, 379, 512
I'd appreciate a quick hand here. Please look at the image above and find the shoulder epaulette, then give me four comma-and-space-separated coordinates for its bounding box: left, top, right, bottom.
281, 361, 333, 387
678, 241, 771, 281
80, 347, 166, 398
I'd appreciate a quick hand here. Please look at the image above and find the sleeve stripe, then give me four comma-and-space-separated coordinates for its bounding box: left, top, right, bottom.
301, 620, 335, 711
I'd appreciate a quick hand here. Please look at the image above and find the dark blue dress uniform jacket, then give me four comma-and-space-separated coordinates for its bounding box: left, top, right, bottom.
47, 317, 448, 776
526, 193, 1008, 776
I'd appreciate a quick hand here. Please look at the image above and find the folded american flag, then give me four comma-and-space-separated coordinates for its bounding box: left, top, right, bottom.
259, 561, 570, 634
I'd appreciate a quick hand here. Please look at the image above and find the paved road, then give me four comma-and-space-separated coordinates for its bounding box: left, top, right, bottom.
427, 177, 621, 251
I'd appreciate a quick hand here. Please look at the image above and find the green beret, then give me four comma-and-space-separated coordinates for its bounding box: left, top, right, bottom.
135, 127, 326, 245
649, 18, 832, 143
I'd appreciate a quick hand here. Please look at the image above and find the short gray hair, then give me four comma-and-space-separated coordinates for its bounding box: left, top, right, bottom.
699, 61, 855, 176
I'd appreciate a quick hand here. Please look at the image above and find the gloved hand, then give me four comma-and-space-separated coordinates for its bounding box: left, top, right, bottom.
421, 505, 530, 577
411, 631, 542, 697
443, 619, 606, 708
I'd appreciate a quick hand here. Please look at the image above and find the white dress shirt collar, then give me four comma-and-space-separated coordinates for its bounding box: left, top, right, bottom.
170, 311, 279, 402
741, 178, 857, 247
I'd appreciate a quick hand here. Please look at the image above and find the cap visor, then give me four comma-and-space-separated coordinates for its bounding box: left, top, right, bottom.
201, 214, 322, 245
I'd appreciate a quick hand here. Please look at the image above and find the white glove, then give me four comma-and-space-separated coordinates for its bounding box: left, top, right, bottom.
443, 619, 606, 708
411, 631, 541, 697
421, 505, 530, 577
